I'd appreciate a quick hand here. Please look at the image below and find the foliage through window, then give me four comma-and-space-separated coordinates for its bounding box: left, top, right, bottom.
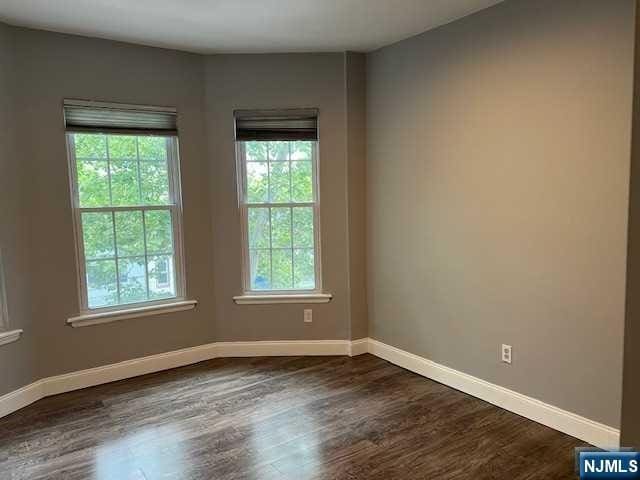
238, 140, 320, 292
68, 133, 184, 310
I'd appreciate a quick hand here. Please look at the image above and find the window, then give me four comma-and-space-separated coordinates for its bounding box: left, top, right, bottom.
235, 110, 321, 293
65, 100, 185, 312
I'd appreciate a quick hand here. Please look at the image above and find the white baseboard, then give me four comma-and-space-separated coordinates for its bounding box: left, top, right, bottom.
0, 381, 44, 419
215, 339, 354, 357
43, 343, 219, 397
0, 339, 366, 420
366, 338, 620, 449
349, 338, 369, 357
0, 337, 620, 450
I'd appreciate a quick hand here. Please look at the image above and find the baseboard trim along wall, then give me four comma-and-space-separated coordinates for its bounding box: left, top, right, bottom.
0, 339, 360, 419
366, 338, 620, 450
0, 337, 619, 449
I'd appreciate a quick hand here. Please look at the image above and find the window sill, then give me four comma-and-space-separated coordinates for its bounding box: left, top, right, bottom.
67, 300, 198, 328
233, 293, 332, 305
0, 329, 23, 347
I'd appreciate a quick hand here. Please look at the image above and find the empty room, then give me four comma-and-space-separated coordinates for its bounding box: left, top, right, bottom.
0, 0, 639, 478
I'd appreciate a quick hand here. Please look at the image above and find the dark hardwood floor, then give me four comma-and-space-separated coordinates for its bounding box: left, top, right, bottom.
0, 354, 585, 479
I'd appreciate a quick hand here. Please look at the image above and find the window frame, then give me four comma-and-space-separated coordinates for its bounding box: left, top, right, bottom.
66, 133, 187, 314
236, 140, 323, 295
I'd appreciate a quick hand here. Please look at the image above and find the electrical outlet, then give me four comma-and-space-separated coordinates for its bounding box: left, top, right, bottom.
501, 344, 512, 364
304, 309, 313, 323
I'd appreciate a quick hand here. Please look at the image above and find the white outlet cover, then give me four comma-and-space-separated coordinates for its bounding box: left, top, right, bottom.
304, 309, 313, 323
501, 344, 512, 364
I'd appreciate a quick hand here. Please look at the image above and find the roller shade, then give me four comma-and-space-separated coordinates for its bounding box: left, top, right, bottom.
64, 100, 178, 135
234, 109, 318, 141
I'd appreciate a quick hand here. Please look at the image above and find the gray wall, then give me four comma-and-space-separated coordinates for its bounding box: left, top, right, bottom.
0, 24, 37, 396
0, 28, 366, 389
12, 29, 216, 379
622, 0, 640, 450
346, 52, 369, 340
0, 0, 636, 435
366, 0, 634, 428
205, 53, 355, 341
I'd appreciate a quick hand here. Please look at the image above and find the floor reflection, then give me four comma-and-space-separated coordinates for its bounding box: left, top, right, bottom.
249, 404, 321, 479
95, 424, 189, 480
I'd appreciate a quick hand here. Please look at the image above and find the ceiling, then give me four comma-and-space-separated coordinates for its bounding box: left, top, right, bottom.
0, 0, 504, 54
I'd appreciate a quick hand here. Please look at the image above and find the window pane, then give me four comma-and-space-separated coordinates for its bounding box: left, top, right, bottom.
269, 162, 290, 202
138, 137, 167, 161
77, 160, 110, 207
110, 160, 140, 206
140, 161, 170, 205
71, 132, 182, 310
148, 254, 175, 299
272, 249, 293, 289
245, 141, 267, 161
86, 259, 117, 308
250, 249, 271, 290
75, 134, 107, 159
239, 139, 318, 293
248, 208, 270, 248
145, 210, 173, 254
118, 257, 147, 303
108, 136, 137, 159
115, 211, 145, 257
271, 207, 292, 248
291, 161, 313, 202
268, 141, 289, 161
292, 207, 314, 248
291, 141, 312, 160
247, 162, 268, 203
82, 212, 115, 260
294, 248, 315, 289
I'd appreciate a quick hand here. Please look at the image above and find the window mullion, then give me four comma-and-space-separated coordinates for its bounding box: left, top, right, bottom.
141, 211, 151, 301
79, 205, 174, 213
288, 142, 293, 203
267, 143, 272, 204
136, 137, 151, 300
108, 136, 121, 305
105, 134, 113, 206
288, 143, 294, 289
268, 206, 273, 289
168, 137, 178, 205
136, 136, 143, 205
290, 206, 295, 289
246, 202, 312, 208
111, 211, 121, 304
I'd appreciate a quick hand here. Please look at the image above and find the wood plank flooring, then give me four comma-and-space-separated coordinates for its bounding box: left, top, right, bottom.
0, 354, 585, 479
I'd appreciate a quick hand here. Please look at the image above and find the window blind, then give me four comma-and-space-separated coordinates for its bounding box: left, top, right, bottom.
234, 109, 318, 141
64, 100, 178, 135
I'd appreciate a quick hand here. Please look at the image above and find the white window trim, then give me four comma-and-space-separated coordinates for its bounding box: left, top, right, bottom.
67, 299, 197, 328
0, 329, 23, 346
236, 141, 325, 299
233, 293, 332, 305
66, 134, 189, 317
